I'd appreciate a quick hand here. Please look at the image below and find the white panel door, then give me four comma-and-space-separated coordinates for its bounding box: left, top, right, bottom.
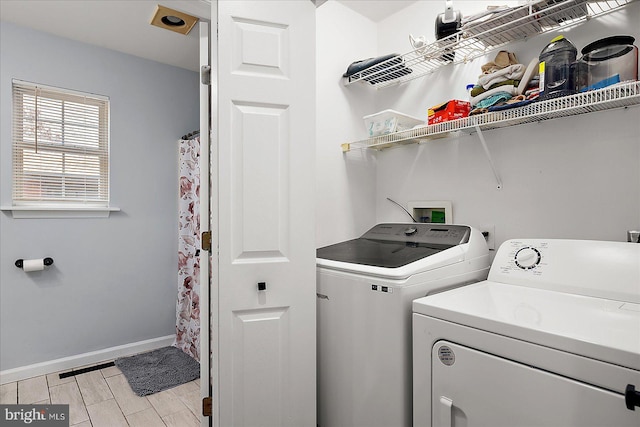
431, 341, 640, 427
215, 1, 316, 426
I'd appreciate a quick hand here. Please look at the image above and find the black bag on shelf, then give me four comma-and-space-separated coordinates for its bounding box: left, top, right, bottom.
343, 53, 412, 85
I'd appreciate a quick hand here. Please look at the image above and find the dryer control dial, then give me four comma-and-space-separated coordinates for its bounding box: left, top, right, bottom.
514, 247, 541, 269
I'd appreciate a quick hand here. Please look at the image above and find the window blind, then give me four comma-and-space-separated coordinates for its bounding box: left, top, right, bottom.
12, 80, 110, 206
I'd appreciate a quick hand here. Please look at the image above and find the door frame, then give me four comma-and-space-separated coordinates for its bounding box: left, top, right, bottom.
207, 4, 220, 427
198, 18, 216, 427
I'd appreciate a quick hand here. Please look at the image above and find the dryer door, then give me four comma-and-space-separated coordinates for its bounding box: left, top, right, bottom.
431, 341, 639, 427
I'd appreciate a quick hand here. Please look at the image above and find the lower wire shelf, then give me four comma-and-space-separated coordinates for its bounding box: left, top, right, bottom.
341, 81, 640, 152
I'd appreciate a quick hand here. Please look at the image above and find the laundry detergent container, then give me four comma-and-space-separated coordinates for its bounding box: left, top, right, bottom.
575, 35, 638, 92
539, 35, 577, 99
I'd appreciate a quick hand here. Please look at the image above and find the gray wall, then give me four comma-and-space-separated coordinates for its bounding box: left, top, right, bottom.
0, 21, 199, 371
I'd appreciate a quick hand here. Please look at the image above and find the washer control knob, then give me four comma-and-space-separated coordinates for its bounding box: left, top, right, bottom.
515, 247, 541, 269
404, 226, 418, 236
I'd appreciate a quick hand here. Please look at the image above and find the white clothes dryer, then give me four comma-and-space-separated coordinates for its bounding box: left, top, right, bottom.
317, 223, 490, 427
413, 238, 640, 427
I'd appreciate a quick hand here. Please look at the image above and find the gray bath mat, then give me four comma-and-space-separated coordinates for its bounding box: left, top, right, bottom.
115, 346, 200, 396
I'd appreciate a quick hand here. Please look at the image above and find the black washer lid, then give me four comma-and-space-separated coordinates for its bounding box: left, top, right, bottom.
316, 224, 471, 268
581, 35, 635, 55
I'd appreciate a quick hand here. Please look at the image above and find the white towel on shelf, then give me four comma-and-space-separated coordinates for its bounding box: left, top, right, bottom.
478, 64, 526, 89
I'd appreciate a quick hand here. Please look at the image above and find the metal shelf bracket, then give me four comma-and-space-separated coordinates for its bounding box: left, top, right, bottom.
475, 125, 502, 190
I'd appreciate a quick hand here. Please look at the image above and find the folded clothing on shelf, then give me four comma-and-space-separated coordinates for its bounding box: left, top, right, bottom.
468, 53, 532, 104
478, 63, 526, 88
488, 95, 532, 111
469, 56, 540, 112
470, 79, 520, 97
471, 89, 539, 115
471, 86, 518, 106
481, 50, 519, 74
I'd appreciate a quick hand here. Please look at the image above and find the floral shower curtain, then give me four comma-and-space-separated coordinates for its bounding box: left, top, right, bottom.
175, 136, 201, 361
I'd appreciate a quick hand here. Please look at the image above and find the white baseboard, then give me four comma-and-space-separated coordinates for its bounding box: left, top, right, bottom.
0, 335, 175, 385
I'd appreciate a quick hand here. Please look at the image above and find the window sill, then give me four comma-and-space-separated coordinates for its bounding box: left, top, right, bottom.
0, 206, 121, 219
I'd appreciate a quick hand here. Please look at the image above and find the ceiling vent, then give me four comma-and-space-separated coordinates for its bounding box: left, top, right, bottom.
150, 5, 198, 35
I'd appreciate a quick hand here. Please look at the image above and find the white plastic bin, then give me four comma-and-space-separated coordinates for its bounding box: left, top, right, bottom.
363, 109, 424, 137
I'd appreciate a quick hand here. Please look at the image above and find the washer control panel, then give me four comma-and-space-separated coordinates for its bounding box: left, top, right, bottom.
362, 223, 471, 245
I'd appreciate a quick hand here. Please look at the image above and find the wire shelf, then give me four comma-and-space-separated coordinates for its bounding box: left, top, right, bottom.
341, 81, 640, 152
343, 0, 635, 89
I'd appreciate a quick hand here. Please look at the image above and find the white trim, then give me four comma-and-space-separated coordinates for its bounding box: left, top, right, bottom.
0, 335, 174, 384
209, 1, 220, 426
1, 206, 120, 219
198, 20, 211, 427
12, 78, 109, 101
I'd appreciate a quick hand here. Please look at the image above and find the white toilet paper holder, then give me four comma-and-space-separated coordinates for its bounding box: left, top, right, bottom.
15, 257, 54, 269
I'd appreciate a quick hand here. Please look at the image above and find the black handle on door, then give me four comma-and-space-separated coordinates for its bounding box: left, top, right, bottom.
258, 282, 267, 291
625, 384, 640, 410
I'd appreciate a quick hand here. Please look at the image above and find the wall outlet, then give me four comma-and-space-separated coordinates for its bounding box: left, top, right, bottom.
480, 224, 495, 250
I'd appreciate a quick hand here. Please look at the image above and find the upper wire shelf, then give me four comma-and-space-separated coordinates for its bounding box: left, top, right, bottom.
343, 0, 636, 89
341, 81, 640, 152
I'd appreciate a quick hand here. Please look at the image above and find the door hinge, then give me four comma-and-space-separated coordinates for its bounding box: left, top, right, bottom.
202, 396, 213, 417
201, 231, 212, 252
201, 65, 211, 85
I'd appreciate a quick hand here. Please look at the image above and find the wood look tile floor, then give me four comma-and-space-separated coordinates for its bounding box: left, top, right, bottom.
0, 362, 201, 427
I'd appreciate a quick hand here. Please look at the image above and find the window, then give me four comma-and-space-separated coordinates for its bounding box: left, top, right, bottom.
12, 80, 109, 207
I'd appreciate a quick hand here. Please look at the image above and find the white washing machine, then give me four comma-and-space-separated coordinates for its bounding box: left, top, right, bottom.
413, 238, 640, 427
317, 223, 490, 427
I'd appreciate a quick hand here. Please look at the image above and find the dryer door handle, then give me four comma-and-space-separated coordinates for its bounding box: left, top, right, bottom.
438, 396, 453, 427
625, 384, 640, 410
